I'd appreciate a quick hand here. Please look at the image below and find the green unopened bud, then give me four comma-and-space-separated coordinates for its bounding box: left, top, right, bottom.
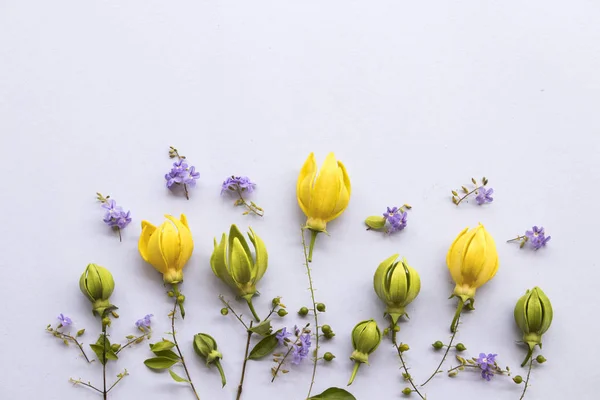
348, 319, 382, 385
514, 287, 553, 366
298, 307, 309, 316
193, 333, 226, 387
177, 295, 185, 304
323, 352, 335, 361
272, 297, 281, 307
432, 341, 444, 350
373, 255, 421, 326
277, 309, 288, 317
79, 264, 116, 316
111, 343, 121, 352
365, 216, 386, 230
321, 325, 332, 334
513, 375, 523, 384
324, 330, 335, 339
383, 328, 389, 336
535, 355, 546, 364
455, 343, 466, 352
102, 317, 111, 327
402, 387, 412, 395
316, 303, 326, 312
398, 343, 410, 352
220, 308, 229, 316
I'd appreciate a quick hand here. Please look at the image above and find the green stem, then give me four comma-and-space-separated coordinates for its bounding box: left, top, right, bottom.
243, 296, 261, 322
519, 357, 534, 400
450, 298, 465, 333
170, 295, 200, 400
307, 230, 318, 262
215, 360, 227, 387
455, 186, 483, 205
521, 344, 534, 367
395, 344, 425, 400
347, 362, 361, 386
236, 321, 253, 400
301, 228, 320, 399
421, 313, 461, 387
102, 323, 107, 400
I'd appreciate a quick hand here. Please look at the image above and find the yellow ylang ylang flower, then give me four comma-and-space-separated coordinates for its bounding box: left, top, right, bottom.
210, 224, 268, 321
297, 152, 351, 261
139, 214, 193, 285
447, 223, 499, 332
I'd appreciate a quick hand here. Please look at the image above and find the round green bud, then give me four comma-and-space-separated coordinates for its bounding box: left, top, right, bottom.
111, 343, 121, 352
402, 387, 412, 395
316, 303, 326, 312
193, 333, 223, 364
383, 328, 390, 336
535, 355, 547, 364
102, 317, 111, 327
321, 325, 332, 334
350, 319, 382, 364
177, 295, 185, 304
79, 264, 115, 316
455, 343, 466, 352
298, 307, 309, 316
272, 297, 281, 307
398, 343, 410, 352
513, 375, 523, 384
393, 325, 400, 333
323, 352, 335, 361
432, 341, 444, 350
324, 331, 336, 339
277, 309, 288, 317
167, 291, 175, 297
220, 308, 229, 316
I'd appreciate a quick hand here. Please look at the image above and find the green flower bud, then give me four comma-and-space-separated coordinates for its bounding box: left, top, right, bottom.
513, 375, 523, 384
277, 309, 288, 317
167, 291, 175, 297
383, 328, 390, 336
102, 317, 111, 327
373, 254, 421, 325
272, 297, 281, 307
455, 343, 466, 352
193, 333, 226, 387
323, 352, 335, 361
220, 308, 229, 316
432, 341, 444, 350
177, 295, 185, 304
536, 355, 546, 364
402, 387, 412, 395
210, 225, 268, 321
348, 319, 382, 385
321, 325, 332, 334
514, 287, 553, 366
111, 343, 121, 353
398, 343, 410, 352
324, 330, 335, 339
365, 216, 387, 230
298, 307, 309, 316
79, 264, 115, 316
316, 303, 326, 312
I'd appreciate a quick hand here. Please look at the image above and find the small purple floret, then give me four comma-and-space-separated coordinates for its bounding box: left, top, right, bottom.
276, 327, 292, 346
221, 176, 256, 194
58, 313, 72, 327
525, 226, 551, 250
475, 187, 494, 205
135, 314, 153, 329
383, 206, 408, 233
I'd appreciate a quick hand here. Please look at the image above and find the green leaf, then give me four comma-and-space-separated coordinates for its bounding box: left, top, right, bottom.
308, 387, 357, 400
168, 369, 189, 383
153, 349, 181, 362
248, 331, 279, 360
249, 320, 272, 336
89, 335, 118, 365
150, 340, 176, 353
144, 356, 179, 370
365, 216, 386, 230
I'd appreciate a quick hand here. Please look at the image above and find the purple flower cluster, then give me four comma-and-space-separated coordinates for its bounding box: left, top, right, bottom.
57, 313, 72, 327
526, 226, 551, 250
276, 327, 292, 345
476, 353, 497, 381
135, 314, 153, 329
475, 187, 494, 205
165, 159, 200, 189
102, 199, 132, 230
383, 207, 408, 233
221, 176, 256, 194
291, 329, 311, 365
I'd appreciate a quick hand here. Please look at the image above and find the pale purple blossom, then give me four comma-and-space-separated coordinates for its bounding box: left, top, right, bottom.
383, 206, 408, 234
476, 353, 497, 370
525, 226, 551, 250
276, 327, 292, 346
165, 160, 200, 189
101, 199, 131, 230
481, 368, 494, 381
475, 187, 494, 205
221, 176, 256, 194
57, 314, 72, 327
135, 314, 153, 329
291, 332, 311, 364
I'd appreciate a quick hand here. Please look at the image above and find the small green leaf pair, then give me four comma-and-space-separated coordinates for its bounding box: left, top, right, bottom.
248, 328, 281, 360
89, 334, 118, 365
144, 339, 183, 383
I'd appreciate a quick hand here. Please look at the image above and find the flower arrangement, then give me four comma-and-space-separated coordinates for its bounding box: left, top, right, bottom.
46, 151, 553, 400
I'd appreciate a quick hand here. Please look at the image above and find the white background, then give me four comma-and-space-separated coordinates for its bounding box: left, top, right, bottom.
1, 1, 599, 399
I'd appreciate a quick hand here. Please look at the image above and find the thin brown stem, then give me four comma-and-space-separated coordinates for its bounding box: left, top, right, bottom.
236, 321, 253, 400
102, 324, 107, 400
170, 296, 200, 400
114, 331, 152, 355
219, 295, 250, 330
395, 343, 425, 400
236, 190, 264, 216
421, 313, 461, 386
184, 184, 190, 200
70, 379, 103, 393
50, 330, 92, 363
455, 186, 482, 205
107, 371, 129, 393
519, 357, 534, 400
301, 228, 319, 399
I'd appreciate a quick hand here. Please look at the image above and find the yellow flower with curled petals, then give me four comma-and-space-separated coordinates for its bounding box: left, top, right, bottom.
297, 152, 351, 261
138, 214, 194, 284
447, 223, 499, 332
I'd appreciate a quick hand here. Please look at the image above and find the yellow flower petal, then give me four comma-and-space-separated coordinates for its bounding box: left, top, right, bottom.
309, 153, 341, 219
446, 227, 470, 285
138, 221, 156, 263
158, 221, 181, 269
166, 214, 193, 271
147, 224, 168, 274
326, 160, 351, 221
297, 153, 317, 217
461, 227, 487, 285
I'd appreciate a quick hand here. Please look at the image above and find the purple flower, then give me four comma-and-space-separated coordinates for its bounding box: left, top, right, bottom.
221, 176, 256, 194
481, 369, 494, 381
291, 333, 311, 364
165, 160, 199, 189
525, 226, 551, 250
135, 314, 153, 329
475, 187, 494, 205
276, 327, 292, 345
57, 313, 72, 327
476, 353, 497, 370
101, 199, 131, 230
383, 206, 408, 233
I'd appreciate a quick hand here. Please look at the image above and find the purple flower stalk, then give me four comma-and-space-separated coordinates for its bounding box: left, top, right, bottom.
276, 327, 292, 346
383, 206, 408, 234
475, 187, 494, 205
57, 313, 72, 327
135, 314, 153, 329
98, 194, 131, 241
165, 155, 200, 199
291, 332, 311, 364
525, 226, 551, 250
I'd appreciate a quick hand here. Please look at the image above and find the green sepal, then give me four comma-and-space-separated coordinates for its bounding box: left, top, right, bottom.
249, 320, 272, 336
168, 369, 189, 383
